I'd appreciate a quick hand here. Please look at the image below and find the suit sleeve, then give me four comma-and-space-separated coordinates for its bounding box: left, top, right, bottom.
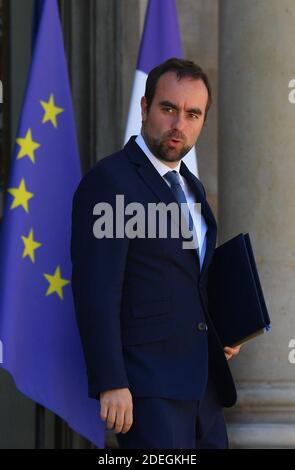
71, 167, 130, 398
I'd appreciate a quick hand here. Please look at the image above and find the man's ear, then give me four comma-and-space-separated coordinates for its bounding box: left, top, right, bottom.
141, 96, 148, 122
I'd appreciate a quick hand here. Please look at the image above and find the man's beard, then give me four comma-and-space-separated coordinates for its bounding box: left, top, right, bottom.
142, 126, 192, 163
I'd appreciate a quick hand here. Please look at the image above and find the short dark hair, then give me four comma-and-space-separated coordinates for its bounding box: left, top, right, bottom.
144, 57, 212, 120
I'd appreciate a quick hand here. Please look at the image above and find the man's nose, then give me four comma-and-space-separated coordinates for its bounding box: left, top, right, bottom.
171, 113, 186, 131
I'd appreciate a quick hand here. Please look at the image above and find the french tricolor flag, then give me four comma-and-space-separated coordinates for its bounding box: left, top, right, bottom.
124, 0, 198, 176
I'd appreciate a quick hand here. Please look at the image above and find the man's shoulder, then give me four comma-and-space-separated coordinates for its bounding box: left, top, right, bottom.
73, 141, 140, 203
77, 147, 128, 189
91, 146, 129, 176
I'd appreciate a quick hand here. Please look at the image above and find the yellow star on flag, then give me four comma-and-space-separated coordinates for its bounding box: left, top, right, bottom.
40, 94, 64, 128
7, 178, 34, 213
16, 129, 41, 164
44, 266, 70, 300
21, 229, 42, 263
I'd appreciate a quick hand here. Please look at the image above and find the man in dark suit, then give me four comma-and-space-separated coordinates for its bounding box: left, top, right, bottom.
71, 58, 240, 449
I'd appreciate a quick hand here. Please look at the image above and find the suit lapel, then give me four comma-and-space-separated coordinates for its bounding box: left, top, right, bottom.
180, 162, 217, 275
125, 138, 181, 228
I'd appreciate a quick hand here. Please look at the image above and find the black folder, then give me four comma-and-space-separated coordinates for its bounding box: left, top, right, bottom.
207, 233, 271, 347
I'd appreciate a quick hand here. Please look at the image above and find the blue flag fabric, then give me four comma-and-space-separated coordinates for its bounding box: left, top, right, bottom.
0, 0, 104, 448
137, 0, 183, 74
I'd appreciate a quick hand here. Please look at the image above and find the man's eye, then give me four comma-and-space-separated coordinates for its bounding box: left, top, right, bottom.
189, 113, 199, 120
162, 107, 174, 113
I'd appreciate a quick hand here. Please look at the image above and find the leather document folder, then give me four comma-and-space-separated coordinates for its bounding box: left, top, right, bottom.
207, 233, 271, 347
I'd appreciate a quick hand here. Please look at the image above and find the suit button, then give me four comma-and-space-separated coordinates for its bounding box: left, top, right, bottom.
198, 322, 207, 331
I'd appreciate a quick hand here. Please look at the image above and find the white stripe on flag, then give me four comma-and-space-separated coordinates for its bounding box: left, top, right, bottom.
125, 70, 147, 144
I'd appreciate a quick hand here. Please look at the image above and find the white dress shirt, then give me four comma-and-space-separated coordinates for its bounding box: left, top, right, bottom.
135, 134, 208, 268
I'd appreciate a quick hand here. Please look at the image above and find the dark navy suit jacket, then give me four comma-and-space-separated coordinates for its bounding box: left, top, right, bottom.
71, 137, 237, 407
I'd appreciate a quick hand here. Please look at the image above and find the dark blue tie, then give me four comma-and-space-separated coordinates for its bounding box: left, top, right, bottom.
164, 170, 198, 255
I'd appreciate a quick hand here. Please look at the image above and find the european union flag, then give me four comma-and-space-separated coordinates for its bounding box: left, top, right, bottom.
0, 0, 104, 447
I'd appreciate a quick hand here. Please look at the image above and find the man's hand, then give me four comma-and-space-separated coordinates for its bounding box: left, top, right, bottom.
100, 387, 133, 434
224, 344, 241, 360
